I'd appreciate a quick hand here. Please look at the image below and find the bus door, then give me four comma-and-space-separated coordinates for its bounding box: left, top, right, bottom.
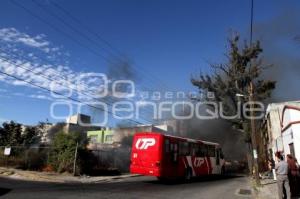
162, 138, 178, 177
216, 148, 220, 166
194, 143, 209, 175
209, 146, 221, 174
217, 148, 225, 174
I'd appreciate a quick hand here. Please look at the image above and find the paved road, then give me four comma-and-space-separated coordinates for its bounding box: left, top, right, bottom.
0, 175, 253, 199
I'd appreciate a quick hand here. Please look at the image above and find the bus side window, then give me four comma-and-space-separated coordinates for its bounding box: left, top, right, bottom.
174, 143, 178, 152
198, 144, 207, 157
195, 145, 201, 156
185, 142, 190, 155
191, 144, 197, 156
220, 150, 224, 159
170, 143, 174, 152
165, 139, 170, 153
172, 142, 178, 163
207, 146, 216, 157
179, 142, 183, 155
179, 142, 186, 156
216, 149, 220, 165
187, 143, 191, 156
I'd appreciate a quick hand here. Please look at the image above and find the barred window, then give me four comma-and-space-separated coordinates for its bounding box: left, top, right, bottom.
89, 135, 98, 143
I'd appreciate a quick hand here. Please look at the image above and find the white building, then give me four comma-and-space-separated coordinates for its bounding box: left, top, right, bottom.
281, 105, 300, 160
266, 101, 300, 161
39, 123, 54, 143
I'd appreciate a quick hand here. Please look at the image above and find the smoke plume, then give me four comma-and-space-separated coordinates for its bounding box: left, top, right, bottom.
177, 8, 300, 161
254, 8, 300, 102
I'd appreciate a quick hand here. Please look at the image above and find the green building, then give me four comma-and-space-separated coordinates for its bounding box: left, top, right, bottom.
87, 129, 114, 144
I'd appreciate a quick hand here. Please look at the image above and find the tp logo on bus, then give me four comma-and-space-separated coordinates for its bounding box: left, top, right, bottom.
194, 157, 205, 167
135, 138, 156, 149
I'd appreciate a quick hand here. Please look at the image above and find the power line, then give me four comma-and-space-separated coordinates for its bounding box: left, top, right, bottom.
250, 0, 254, 45
6, 0, 170, 121
11, 0, 169, 92
0, 54, 154, 124
0, 47, 157, 120
50, 0, 124, 57
7, 0, 185, 124
0, 47, 115, 105
49, 0, 174, 91
0, 59, 150, 125
0, 55, 106, 103
11, 0, 173, 90
32, 0, 118, 60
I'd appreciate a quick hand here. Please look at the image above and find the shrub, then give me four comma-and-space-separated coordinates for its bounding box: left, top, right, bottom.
49, 131, 95, 174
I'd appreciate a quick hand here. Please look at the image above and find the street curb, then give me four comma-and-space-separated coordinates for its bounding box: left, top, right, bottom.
0, 167, 141, 184
88, 174, 141, 183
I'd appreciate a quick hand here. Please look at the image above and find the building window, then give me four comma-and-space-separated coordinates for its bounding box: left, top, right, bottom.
289, 143, 295, 158
105, 135, 113, 143
89, 135, 98, 144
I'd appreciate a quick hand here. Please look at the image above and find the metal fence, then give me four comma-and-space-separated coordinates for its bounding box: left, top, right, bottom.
0, 146, 131, 174
90, 147, 131, 173
0, 146, 51, 171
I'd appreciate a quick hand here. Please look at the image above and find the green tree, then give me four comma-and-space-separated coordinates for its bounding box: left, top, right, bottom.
49, 132, 90, 174
0, 126, 6, 146
0, 121, 23, 146
21, 126, 41, 147
0, 121, 42, 147
191, 35, 276, 137
121, 135, 134, 147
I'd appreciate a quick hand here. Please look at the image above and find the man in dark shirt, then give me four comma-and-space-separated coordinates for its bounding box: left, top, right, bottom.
275, 152, 291, 199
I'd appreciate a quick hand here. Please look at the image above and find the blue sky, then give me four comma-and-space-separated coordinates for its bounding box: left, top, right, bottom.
0, 0, 299, 126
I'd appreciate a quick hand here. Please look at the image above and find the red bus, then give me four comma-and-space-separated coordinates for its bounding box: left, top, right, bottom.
130, 132, 225, 180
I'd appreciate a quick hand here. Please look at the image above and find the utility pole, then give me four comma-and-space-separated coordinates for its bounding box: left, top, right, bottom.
73, 142, 79, 176
248, 0, 260, 185
249, 82, 260, 185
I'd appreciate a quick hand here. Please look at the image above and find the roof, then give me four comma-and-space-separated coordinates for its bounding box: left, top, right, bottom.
266, 101, 300, 113
135, 132, 220, 146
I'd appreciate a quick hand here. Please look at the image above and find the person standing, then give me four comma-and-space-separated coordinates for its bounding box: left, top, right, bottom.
286, 154, 299, 196
275, 152, 291, 199
268, 158, 275, 179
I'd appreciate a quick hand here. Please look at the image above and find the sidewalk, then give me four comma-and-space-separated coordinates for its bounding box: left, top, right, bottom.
255, 178, 278, 199
0, 167, 139, 183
